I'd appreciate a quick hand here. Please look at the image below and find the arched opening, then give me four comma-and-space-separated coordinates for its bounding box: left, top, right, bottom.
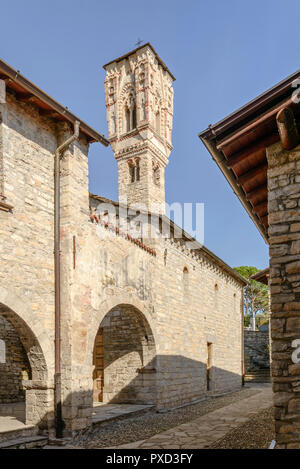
132, 105, 137, 129
0, 302, 50, 429
92, 304, 156, 405
0, 315, 31, 404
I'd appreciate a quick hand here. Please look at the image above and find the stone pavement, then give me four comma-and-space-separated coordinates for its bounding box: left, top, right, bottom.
112, 384, 273, 449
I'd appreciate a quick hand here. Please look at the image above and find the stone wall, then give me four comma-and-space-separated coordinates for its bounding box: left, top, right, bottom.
0, 90, 64, 428
244, 330, 270, 373
267, 141, 300, 448
66, 213, 244, 429
0, 316, 31, 403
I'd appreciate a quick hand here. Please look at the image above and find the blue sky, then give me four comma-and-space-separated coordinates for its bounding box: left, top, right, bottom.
2, 0, 300, 270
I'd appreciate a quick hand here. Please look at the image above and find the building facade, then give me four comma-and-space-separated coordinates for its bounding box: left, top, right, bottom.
0, 44, 245, 437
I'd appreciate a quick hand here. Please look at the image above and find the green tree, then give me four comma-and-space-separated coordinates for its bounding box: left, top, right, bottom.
234, 266, 269, 330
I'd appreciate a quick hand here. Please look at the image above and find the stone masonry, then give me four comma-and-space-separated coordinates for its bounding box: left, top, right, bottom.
244, 330, 270, 373
267, 141, 300, 448
0, 316, 31, 403
0, 44, 246, 435
100, 305, 156, 404
104, 44, 174, 214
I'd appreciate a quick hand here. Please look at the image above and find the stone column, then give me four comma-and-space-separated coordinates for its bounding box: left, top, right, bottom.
58, 123, 93, 434
267, 141, 300, 448
24, 380, 54, 432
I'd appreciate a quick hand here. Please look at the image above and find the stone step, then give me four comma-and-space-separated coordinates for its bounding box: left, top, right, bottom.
244, 373, 271, 383
0, 435, 48, 449
47, 437, 73, 447
92, 404, 155, 427
0, 424, 38, 443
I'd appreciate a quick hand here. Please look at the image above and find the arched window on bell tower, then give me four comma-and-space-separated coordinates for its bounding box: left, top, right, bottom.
132, 104, 137, 129
128, 159, 140, 183
124, 90, 137, 133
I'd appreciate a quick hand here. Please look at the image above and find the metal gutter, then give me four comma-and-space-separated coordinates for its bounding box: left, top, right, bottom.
199, 69, 300, 140
0, 58, 109, 146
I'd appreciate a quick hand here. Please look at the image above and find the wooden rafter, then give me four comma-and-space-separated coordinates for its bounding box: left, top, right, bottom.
239, 163, 268, 186
225, 133, 278, 168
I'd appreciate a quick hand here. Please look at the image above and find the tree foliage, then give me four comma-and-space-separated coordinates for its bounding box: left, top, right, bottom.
234, 266, 269, 329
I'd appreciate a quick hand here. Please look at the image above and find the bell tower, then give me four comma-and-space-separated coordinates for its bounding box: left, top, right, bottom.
103, 43, 175, 214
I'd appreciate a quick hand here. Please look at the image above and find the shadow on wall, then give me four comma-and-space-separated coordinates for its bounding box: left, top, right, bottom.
0, 354, 244, 438
94, 305, 157, 405
93, 304, 243, 409
63, 357, 243, 436
102, 354, 243, 410
0, 300, 243, 436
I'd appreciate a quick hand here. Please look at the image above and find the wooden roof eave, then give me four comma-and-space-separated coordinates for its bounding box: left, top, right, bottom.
200, 135, 269, 243
199, 68, 300, 142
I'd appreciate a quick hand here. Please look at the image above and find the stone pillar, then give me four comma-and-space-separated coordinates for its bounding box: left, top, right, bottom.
267, 141, 300, 448
58, 123, 93, 434
24, 380, 54, 432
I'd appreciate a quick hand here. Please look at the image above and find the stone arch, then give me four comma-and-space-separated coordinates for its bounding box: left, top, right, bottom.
0, 285, 53, 380
89, 294, 157, 405
0, 285, 54, 428
88, 293, 157, 358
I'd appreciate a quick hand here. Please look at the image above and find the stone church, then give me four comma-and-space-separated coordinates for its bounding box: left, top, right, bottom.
0, 43, 246, 438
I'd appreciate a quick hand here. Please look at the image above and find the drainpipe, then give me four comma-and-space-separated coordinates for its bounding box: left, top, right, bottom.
54, 120, 80, 438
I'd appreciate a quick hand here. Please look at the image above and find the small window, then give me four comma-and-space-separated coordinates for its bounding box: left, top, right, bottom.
152, 161, 161, 186
124, 97, 137, 133
128, 159, 140, 183
207, 342, 213, 391
183, 267, 189, 297
0, 339, 5, 364
125, 107, 131, 132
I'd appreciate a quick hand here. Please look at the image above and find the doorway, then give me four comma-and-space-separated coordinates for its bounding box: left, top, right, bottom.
93, 327, 104, 402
